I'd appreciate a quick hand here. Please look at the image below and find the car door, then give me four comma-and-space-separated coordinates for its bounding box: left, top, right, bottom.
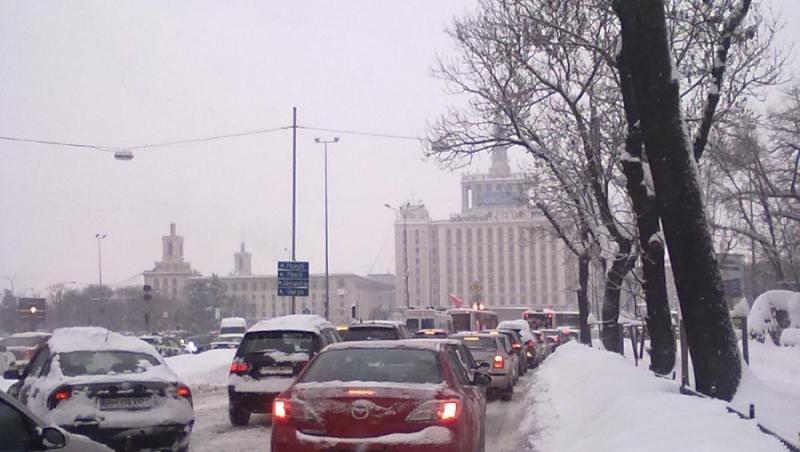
18, 345, 50, 406
445, 349, 483, 450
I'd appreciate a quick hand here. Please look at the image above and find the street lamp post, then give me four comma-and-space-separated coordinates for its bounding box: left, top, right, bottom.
384, 202, 424, 309
95, 234, 107, 286
315, 137, 339, 321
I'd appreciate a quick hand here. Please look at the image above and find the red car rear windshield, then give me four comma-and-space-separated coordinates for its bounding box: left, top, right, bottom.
300, 348, 442, 384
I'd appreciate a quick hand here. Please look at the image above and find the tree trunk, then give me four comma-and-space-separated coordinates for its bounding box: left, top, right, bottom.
617, 44, 676, 376
614, 0, 742, 400
578, 250, 592, 345
601, 240, 635, 353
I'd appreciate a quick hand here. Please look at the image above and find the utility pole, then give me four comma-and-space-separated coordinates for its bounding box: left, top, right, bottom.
291, 107, 297, 315
315, 137, 340, 320
95, 233, 107, 286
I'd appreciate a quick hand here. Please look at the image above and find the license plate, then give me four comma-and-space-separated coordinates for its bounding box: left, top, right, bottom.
99, 396, 152, 411
260, 366, 293, 375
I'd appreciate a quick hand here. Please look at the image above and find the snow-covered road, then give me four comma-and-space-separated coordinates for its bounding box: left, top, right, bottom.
187, 373, 539, 452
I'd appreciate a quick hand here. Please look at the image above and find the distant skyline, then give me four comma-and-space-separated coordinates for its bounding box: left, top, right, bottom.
1, 0, 798, 294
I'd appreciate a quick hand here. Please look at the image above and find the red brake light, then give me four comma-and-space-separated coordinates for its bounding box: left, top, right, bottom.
54, 389, 71, 401
177, 385, 191, 398
273, 399, 289, 420
512, 342, 521, 349
229, 362, 251, 374
406, 400, 461, 424
492, 355, 504, 369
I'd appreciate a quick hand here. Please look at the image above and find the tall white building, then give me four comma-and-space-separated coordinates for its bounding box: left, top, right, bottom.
143, 223, 198, 302
392, 148, 576, 311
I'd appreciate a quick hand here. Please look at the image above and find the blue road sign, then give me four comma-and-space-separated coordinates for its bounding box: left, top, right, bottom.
278, 288, 309, 297
278, 270, 309, 280
278, 261, 309, 271
277, 261, 310, 297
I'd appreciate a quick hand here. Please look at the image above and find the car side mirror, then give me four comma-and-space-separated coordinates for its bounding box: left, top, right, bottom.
3, 368, 21, 380
41, 427, 67, 449
473, 373, 491, 386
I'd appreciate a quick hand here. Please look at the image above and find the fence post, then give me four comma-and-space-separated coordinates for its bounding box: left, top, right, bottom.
680, 319, 689, 387
741, 317, 750, 365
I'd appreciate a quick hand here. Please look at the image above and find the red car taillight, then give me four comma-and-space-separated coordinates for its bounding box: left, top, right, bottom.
177, 385, 191, 398
272, 398, 321, 424
273, 399, 290, 420
229, 361, 251, 374
492, 355, 505, 369
47, 387, 72, 409
405, 400, 461, 424
512, 342, 521, 350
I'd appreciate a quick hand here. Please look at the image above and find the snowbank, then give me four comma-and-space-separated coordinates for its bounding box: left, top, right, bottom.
748, 290, 800, 343
529, 342, 786, 452
165, 349, 235, 392
780, 328, 800, 347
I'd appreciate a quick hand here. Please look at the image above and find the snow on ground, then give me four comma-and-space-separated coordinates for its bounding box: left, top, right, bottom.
529, 342, 787, 452
165, 349, 235, 391
732, 341, 800, 444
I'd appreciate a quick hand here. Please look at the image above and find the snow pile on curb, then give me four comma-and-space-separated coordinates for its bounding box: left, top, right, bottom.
165, 349, 235, 392
733, 342, 800, 444
529, 342, 786, 452
749, 290, 800, 343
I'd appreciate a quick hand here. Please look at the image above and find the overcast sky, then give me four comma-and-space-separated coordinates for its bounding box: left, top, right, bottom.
1, 0, 798, 294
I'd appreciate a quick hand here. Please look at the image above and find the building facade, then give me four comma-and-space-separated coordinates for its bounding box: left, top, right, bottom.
392, 148, 576, 311
142, 223, 199, 302
143, 227, 394, 326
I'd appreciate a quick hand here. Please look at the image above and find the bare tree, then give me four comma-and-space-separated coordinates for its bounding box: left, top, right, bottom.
613, 0, 745, 401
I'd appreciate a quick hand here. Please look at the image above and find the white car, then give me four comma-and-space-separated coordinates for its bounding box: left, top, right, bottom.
6, 327, 194, 452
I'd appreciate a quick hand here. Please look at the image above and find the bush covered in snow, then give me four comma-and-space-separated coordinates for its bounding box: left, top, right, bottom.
780, 328, 800, 347
748, 290, 800, 345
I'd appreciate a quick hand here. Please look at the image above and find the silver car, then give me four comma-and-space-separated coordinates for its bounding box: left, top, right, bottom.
453, 332, 517, 401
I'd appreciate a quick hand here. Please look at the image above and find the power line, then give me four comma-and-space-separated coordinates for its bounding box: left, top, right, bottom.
0, 124, 424, 154
297, 126, 423, 142
128, 126, 292, 150
0, 136, 118, 152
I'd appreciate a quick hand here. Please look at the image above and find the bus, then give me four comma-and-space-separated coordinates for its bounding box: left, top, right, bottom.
447, 308, 499, 333
490, 306, 533, 322
405, 308, 453, 333
523, 309, 580, 330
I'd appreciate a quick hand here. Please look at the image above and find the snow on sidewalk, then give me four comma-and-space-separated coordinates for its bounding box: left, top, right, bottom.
166, 349, 235, 392
527, 342, 786, 452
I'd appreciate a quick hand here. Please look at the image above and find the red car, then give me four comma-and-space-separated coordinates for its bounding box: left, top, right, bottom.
270, 339, 490, 452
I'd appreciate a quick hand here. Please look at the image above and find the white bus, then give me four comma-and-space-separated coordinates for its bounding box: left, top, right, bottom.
447, 308, 499, 333
405, 308, 453, 333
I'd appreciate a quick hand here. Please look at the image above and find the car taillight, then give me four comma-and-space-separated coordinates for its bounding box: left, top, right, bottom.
273, 399, 289, 420
177, 385, 191, 398
48, 387, 72, 409
512, 342, 521, 350
229, 361, 251, 374
406, 400, 461, 424
492, 355, 504, 369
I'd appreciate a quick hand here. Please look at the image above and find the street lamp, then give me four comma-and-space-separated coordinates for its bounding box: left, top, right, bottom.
95, 234, 107, 286
384, 202, 425, 309
315, 137, 339, 321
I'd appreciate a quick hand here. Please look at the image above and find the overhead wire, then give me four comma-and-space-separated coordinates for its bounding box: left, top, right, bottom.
0, 124, 425, 154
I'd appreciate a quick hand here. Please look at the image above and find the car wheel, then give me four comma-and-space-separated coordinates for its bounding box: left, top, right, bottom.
229, 406, 251, 426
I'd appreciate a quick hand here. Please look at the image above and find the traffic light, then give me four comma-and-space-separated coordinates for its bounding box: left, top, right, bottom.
143, 284, 152, 301
350, 304, 357, 319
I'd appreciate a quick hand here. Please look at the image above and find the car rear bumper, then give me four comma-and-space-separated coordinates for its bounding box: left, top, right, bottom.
272, 425, 460, 452
487, 371, 513, 389
228, 386, 279, 414
63, 422, 192, 451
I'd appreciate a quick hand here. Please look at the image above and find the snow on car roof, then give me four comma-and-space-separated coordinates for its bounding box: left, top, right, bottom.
325, 339, 449, 352
248, 314, 334, 334
8, 331, 51, 338
48, 327, 160, 356
348, 321, 401, 329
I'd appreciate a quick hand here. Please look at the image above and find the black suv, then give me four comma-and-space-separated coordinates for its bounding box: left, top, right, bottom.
342, 321, 412, 341
227, 315, 341, 426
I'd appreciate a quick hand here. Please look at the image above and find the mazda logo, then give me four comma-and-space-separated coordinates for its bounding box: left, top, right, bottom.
350, 400, 370, 420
